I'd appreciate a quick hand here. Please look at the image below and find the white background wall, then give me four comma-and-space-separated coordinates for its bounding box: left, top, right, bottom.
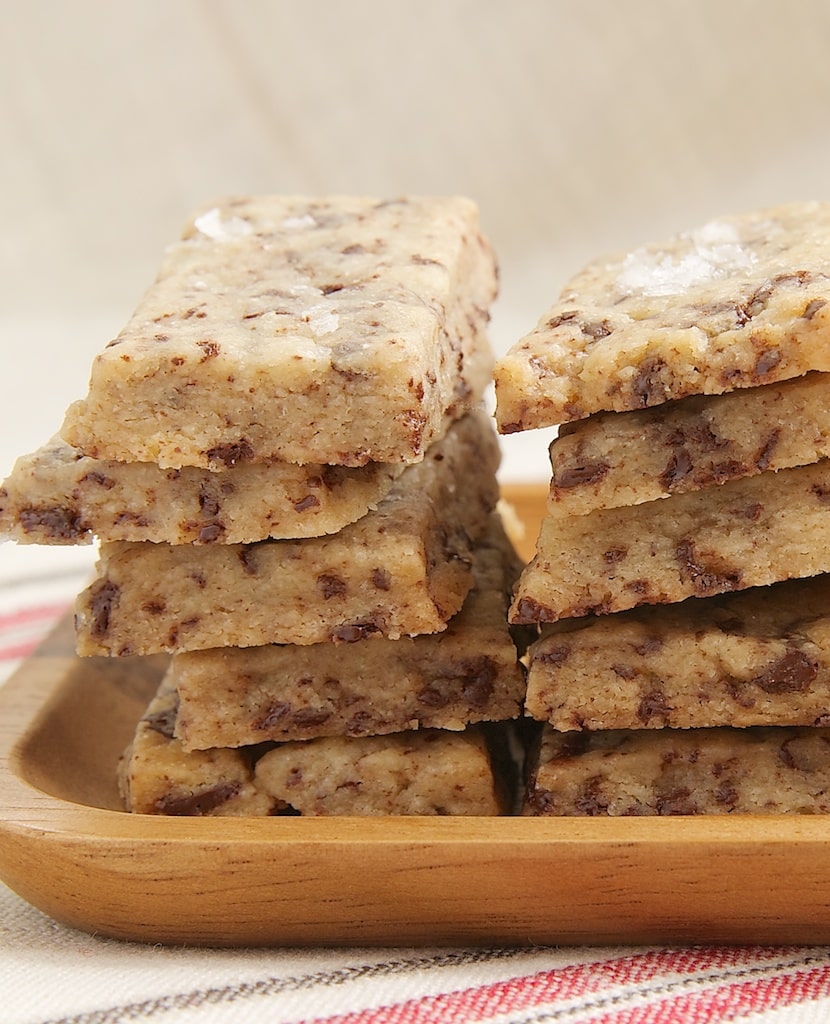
3, 0, 830, 485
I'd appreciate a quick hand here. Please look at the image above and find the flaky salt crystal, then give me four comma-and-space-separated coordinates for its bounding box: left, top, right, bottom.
616, 219, 757, 297
304, 306, 339, 336
194, 208, 253, 241
281, 214, 318, 230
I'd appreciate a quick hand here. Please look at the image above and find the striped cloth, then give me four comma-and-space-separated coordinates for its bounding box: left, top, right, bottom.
0, 545, 95, 671
3, 547, 830, 1024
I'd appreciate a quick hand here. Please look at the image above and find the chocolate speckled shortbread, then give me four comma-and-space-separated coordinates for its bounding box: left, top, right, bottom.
76, 411, 500, 656
511, 459, 830, 624
118, 677, 283, 816
120, 674, 514, 816
525, 574, 830, 731
549, 372, 830, 517
495, 202, 830, 433
523, 724, 830, 816
254, 727, 513, 816
171, 517, 525, 750
0, 434, 404, 544
62, 195, 497, 469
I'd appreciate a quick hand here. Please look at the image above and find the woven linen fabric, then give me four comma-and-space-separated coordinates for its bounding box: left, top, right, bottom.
4, 547, 830, 1024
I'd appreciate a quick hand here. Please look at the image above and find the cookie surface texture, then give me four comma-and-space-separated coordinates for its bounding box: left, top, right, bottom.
63, 195, 497, 467
496, 202, 830, 432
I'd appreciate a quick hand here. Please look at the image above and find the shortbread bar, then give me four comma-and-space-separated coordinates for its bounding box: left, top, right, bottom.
76, 411, 500, 656
524, 724, 830, 815
118, 677, 283, 816
549, 372, 830, 516
0, 434, 403, 544
254, 727, 513, 816
525, 574, 830, 731
172, 518, 525, 749
495, 202, 830, 432
511, 459, 830, 624
120, 675, 513, 815
62, 195, 497, 468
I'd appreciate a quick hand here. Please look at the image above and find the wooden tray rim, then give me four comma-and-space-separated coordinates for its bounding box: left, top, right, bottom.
4, 615, 830, 947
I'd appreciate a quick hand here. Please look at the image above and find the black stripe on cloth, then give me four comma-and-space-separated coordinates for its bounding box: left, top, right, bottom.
32, 946, 533, 1024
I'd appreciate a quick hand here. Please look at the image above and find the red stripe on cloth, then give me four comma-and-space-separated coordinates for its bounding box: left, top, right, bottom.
0, 602, 70, 631
300, 948, 809, 1024
589, 961, 830, 1023
0, 601, 70, 662
0, 640, 48, 661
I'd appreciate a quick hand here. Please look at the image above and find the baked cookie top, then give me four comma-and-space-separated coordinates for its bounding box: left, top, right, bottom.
496, 202, 830, 432
62, 195, 497, 467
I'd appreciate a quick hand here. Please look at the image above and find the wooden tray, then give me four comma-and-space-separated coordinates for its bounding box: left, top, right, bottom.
3, 485, 830, 947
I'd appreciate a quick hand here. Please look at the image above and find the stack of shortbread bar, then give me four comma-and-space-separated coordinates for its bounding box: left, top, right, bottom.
495, 201, 830, 815
0, 195, 526, 816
